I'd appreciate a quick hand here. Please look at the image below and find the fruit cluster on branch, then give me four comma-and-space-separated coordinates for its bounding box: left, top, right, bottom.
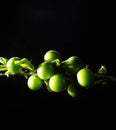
0, 50, 116, 98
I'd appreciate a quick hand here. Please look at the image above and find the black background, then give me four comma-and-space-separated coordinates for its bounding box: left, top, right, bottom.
0, 0, 116, 128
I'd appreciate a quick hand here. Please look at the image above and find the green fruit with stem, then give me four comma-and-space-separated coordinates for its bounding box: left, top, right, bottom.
6, 57, 22, 74
77, 68, 95, 88
37, 62, 55, 80
62, 56, 84, 75
27, 73, 43, 91
49, 73, 68, 92
44, 50, 62, 62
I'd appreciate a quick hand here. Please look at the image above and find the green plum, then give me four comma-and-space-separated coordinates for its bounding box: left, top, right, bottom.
77, 68, 95, 88
44, 50, 62, 62
49, 73, 68, 92
27, 73, 43, 91
37, 62, 55, 80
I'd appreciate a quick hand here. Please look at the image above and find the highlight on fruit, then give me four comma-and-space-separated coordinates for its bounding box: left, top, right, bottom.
0, 50, 116, 98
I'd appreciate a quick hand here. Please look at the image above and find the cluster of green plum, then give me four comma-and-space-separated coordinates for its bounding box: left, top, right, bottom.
0, 50, 95, 98
27, 50, 95, 98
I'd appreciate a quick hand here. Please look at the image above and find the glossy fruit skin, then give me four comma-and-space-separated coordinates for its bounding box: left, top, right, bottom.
67, 81, 80, 98
44, 50, 61, 62
49, 73, 68, 92
62, 56, 84, 75
77, 68, 95, 88
6, 57, 22, 74
27, 74, 43, 91
37, 62, 55, 80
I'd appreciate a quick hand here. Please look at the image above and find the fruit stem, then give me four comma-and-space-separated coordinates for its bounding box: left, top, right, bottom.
0, 71, 116, 84
94, 73, 116, 85
0, 71, 35, 77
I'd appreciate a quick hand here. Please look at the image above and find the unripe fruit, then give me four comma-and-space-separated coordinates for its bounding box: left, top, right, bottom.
6, 57, 22, 74
62, 56, 84, 75
49, 73, 68, 92
37, 62, 55, 80
44, 50, 61, 62
27, 74, 43, 91
77, 68, 95, 88
67, 82, 80, 98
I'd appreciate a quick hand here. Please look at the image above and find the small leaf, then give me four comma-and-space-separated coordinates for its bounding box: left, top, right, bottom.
15, 58, 35, 71
98, 65, 107, 75
0, 65, 7, 71
4, 70, 14, 77
0, 57, 8, 65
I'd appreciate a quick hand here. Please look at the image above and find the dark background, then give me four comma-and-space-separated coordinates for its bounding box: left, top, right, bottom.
0, 0, 116, 127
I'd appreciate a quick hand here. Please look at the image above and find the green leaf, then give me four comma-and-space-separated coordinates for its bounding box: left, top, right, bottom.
98, 65, 107, 75
15, 58, 35, 71
4, 70, 14, 77
0, 57, 8, 65
0, 65, 7, 71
